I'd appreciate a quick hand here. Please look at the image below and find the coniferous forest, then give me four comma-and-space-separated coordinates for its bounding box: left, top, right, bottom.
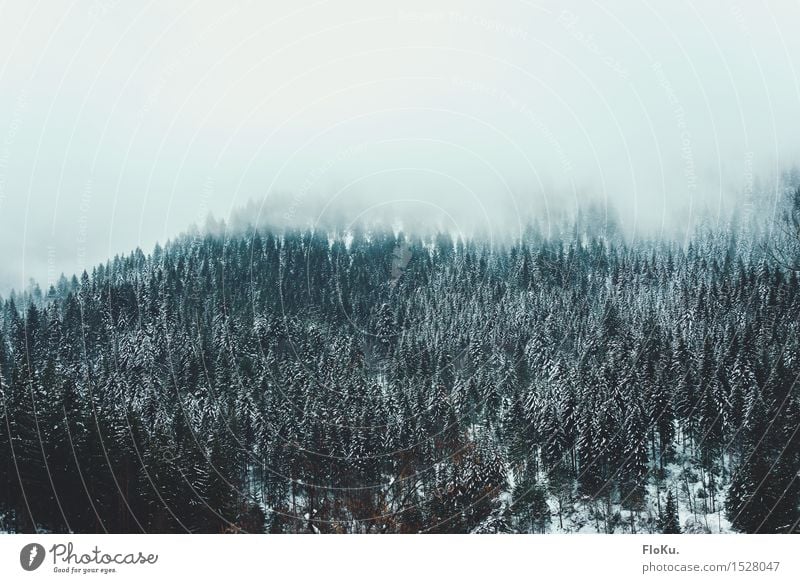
1, 194, 799, 535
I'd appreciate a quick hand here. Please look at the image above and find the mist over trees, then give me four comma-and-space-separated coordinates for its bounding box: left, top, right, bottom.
0, 193, 798, 534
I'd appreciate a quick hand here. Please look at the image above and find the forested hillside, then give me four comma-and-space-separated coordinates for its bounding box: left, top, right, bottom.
1, 206, 798, 534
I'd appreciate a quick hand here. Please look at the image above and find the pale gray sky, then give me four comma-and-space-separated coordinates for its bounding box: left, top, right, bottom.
1, 0, 800, 292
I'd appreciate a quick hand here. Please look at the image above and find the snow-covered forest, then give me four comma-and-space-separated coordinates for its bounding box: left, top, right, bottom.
1, 192, 799, 534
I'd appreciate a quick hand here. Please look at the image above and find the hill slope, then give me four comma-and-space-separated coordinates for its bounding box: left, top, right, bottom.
0, 224, 798, 533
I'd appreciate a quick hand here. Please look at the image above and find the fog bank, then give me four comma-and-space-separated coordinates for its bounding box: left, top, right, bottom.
2, 0, 800, 292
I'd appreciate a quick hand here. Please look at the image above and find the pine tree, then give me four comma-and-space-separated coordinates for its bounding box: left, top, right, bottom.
659, 490, 681, 533
512, 471, 551, 533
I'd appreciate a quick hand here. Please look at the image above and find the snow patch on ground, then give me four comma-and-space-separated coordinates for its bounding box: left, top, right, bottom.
539, 448, 734, 533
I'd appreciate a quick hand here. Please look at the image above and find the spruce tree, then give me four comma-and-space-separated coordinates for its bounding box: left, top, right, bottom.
660, 489, 681, 533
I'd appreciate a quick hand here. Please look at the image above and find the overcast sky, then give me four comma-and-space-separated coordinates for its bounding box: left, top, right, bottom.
1, 0, 800, 293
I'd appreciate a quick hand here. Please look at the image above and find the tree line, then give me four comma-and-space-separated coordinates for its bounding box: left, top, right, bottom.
0, 201, 798, 533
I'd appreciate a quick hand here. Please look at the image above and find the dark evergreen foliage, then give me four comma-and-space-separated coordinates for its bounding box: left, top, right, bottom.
660, 490, 681, 534
0, 214, 798, 533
